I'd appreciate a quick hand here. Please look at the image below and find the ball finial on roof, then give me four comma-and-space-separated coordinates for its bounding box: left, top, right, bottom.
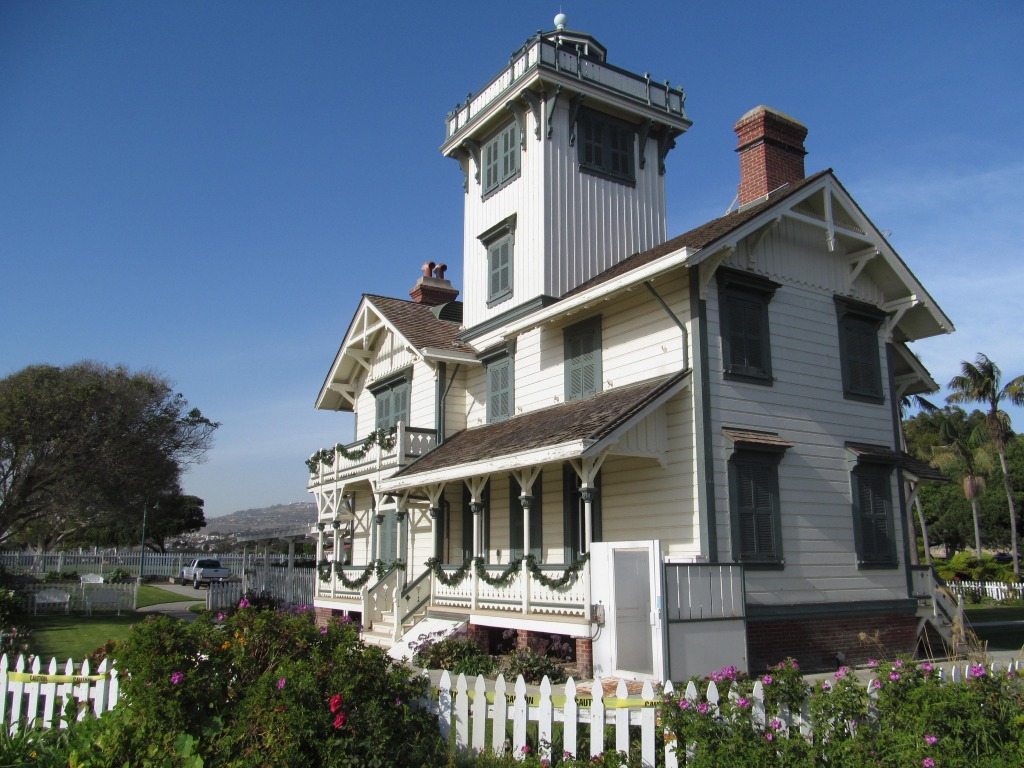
554, 12, 567, 30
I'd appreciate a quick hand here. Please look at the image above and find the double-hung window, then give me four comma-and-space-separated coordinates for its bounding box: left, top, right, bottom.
835, 297, 886, 403
482, 121, 520, 196
564, 316, 602, 402
725, 429, 789, 568
372, 373, 410, 430
851, 460, 898, 568
718, 269, 780, 384
479, 216, 516, 306
577, 107, 635, 184
484, 346, 514, 423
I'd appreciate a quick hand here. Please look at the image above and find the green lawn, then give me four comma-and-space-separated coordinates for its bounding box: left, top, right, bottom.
135, 584, 203, 608
14, 586, 203, 661
21, 614, 139, 661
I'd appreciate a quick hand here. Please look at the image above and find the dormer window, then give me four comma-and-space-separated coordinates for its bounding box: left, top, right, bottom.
482, 121, 520, 197
577, 107, 635, 185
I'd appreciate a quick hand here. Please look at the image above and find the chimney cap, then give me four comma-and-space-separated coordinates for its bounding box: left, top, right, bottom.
735, 104, 806, 130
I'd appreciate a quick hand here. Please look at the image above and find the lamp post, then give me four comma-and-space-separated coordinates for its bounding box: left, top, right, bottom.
137, 501, 149, 587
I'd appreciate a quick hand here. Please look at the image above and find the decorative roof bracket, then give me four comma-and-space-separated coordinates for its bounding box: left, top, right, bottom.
506, 100, 527, 151
847, 246, 879, 285
461, 138, 481, 184
697, 247, 734, 299
824, 189, 836, 252
657, 130, 676, 175
743, 216, 781, 268
546, 85, 562, 139
881, 296, 918, 341
567, 91, 585, 146
638, 119, 653, 169
521, 89, 543, 141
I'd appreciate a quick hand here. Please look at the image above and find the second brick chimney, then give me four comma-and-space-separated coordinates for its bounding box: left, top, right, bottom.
734, 106, 808, 207
410, 261, 460, 305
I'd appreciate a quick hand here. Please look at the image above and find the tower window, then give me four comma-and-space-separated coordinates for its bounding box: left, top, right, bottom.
479, 216, 516, 307
482, 121, 520, 197
577, 107, 635, 184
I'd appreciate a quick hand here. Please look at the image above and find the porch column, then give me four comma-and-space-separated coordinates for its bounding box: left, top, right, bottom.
396, 509, 409, 586
332, 521, 341, 563
580, 486, 598, 624
470, 501, 484, 611
316, 523, 326, 564
429, 507, 441, 560
520, 494, 534, 614
373, 513, 384, 563
329, 522, 340, 598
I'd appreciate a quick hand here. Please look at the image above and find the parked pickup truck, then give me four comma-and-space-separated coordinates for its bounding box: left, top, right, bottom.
182, 558, 231, 589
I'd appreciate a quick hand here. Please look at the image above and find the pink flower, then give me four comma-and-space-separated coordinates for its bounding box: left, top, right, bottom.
170, 672, 184, 685
894, 659, 904, 668
238, 598, 250, 609
762, 674, 773, 685
872, 680, 882, 690
697, 702, 709, 714
770, 719, 783, 731
216, 612, 224, 621
333, 711, 346, 728
330, 694, 344, 713
925, 735, 938, 745
835, 668, 848, 680
923, 759, 935, 767
736, 697, 750, 709
679, 700, 690, 709
889, 672, 901, 681
521, 745, 531, 754
821, 681, 831, 690
320, 626, 328, 634
764, 732, 774, 741
277, 678, 286, 690
868, 658, 878, 667
969, 665, 986, 679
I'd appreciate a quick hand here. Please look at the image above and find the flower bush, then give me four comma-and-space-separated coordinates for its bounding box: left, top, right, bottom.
59, 601, 448, 767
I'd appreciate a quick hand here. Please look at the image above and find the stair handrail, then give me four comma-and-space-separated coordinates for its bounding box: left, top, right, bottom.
363, 564, 402, 633
396, 568, 433, 642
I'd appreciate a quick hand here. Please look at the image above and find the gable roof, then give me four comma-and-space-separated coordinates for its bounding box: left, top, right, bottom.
507, 170, 952, 350
316, 295, 476, 412
377, 370, 691, 491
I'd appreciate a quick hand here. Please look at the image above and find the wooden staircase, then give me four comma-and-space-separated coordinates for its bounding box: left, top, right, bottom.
913, 566, 967, 658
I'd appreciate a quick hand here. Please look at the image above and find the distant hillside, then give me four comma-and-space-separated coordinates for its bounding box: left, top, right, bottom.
204, 502, 317, 535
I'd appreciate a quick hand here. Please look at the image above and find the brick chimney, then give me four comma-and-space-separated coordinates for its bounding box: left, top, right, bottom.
410, 261, 460, 305
734, 106, 808, 207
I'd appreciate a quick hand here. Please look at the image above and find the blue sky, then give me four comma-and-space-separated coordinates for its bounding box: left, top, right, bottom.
2, 1, 1022, 518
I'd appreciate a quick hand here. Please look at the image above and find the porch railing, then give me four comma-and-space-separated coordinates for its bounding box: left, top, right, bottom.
308, 424, 436, 491
432, 562, 588, 617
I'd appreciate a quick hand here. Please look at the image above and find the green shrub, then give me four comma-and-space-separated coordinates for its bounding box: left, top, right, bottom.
106, 567, 132, 583
60, 603, 448, 767
503, 647, 568, 684
413, 634, 499, 677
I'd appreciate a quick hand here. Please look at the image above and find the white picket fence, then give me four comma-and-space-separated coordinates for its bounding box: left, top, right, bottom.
947, 579, 1022, 602
430, 659, 1024, 766
1, 654, 119, 732
4, 652, 1021, 763
208, 566, 316, 612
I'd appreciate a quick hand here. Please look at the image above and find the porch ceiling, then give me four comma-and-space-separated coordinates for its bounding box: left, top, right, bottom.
377, 369, 691, 491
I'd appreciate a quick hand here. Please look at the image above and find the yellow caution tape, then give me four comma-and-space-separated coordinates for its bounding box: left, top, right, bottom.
432, 688, 659, 709
7, 672, 109, 684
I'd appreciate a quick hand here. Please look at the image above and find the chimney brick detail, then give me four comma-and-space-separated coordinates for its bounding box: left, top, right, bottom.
410, 276, 460, 305
734, 106, 808, 207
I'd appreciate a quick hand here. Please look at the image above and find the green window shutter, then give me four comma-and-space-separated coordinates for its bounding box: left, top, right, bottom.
732, 459, 779, 562
375, 390, 392, 430
502, 123, 518, 179
577, 108, 634, 183
487, 237, 512, 303
483, 139, 499, 192
564, 319, 601, 401
487, 357, 512, 423
845, 321, 881, 397
853, 466, 895, 565
393, 381, 409, 427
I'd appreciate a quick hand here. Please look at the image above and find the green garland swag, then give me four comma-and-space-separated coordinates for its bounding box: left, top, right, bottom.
306, 427, 398, 474
318, 559, 406, 588
526, 552, 589, 589
424, 553, 590, 590
424, 557, 472, 587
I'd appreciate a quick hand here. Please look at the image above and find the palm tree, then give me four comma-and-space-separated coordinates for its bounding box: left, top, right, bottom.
947, 354, 1024, 580
930, 407, 993, 562
899, 394, 937, 566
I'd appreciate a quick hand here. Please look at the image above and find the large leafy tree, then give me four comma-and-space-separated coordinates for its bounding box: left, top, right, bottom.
947, 354, 1024, 580
0, 362, 218, 547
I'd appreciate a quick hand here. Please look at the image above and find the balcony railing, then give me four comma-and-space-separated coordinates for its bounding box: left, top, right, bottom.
432, 562, 588, 617
445, 35, 688, 143
307, 424, 436, 489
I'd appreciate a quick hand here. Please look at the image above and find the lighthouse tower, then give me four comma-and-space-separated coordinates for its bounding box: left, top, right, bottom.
442, 14, 692, 332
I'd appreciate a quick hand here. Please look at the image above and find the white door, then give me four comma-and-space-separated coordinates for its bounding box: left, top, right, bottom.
590, 540, 664, 680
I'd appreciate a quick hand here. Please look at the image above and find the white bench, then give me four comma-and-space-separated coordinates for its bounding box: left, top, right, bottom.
34, 588, 71, 615
85, 587, 122, 616
80, 573, 105, 585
